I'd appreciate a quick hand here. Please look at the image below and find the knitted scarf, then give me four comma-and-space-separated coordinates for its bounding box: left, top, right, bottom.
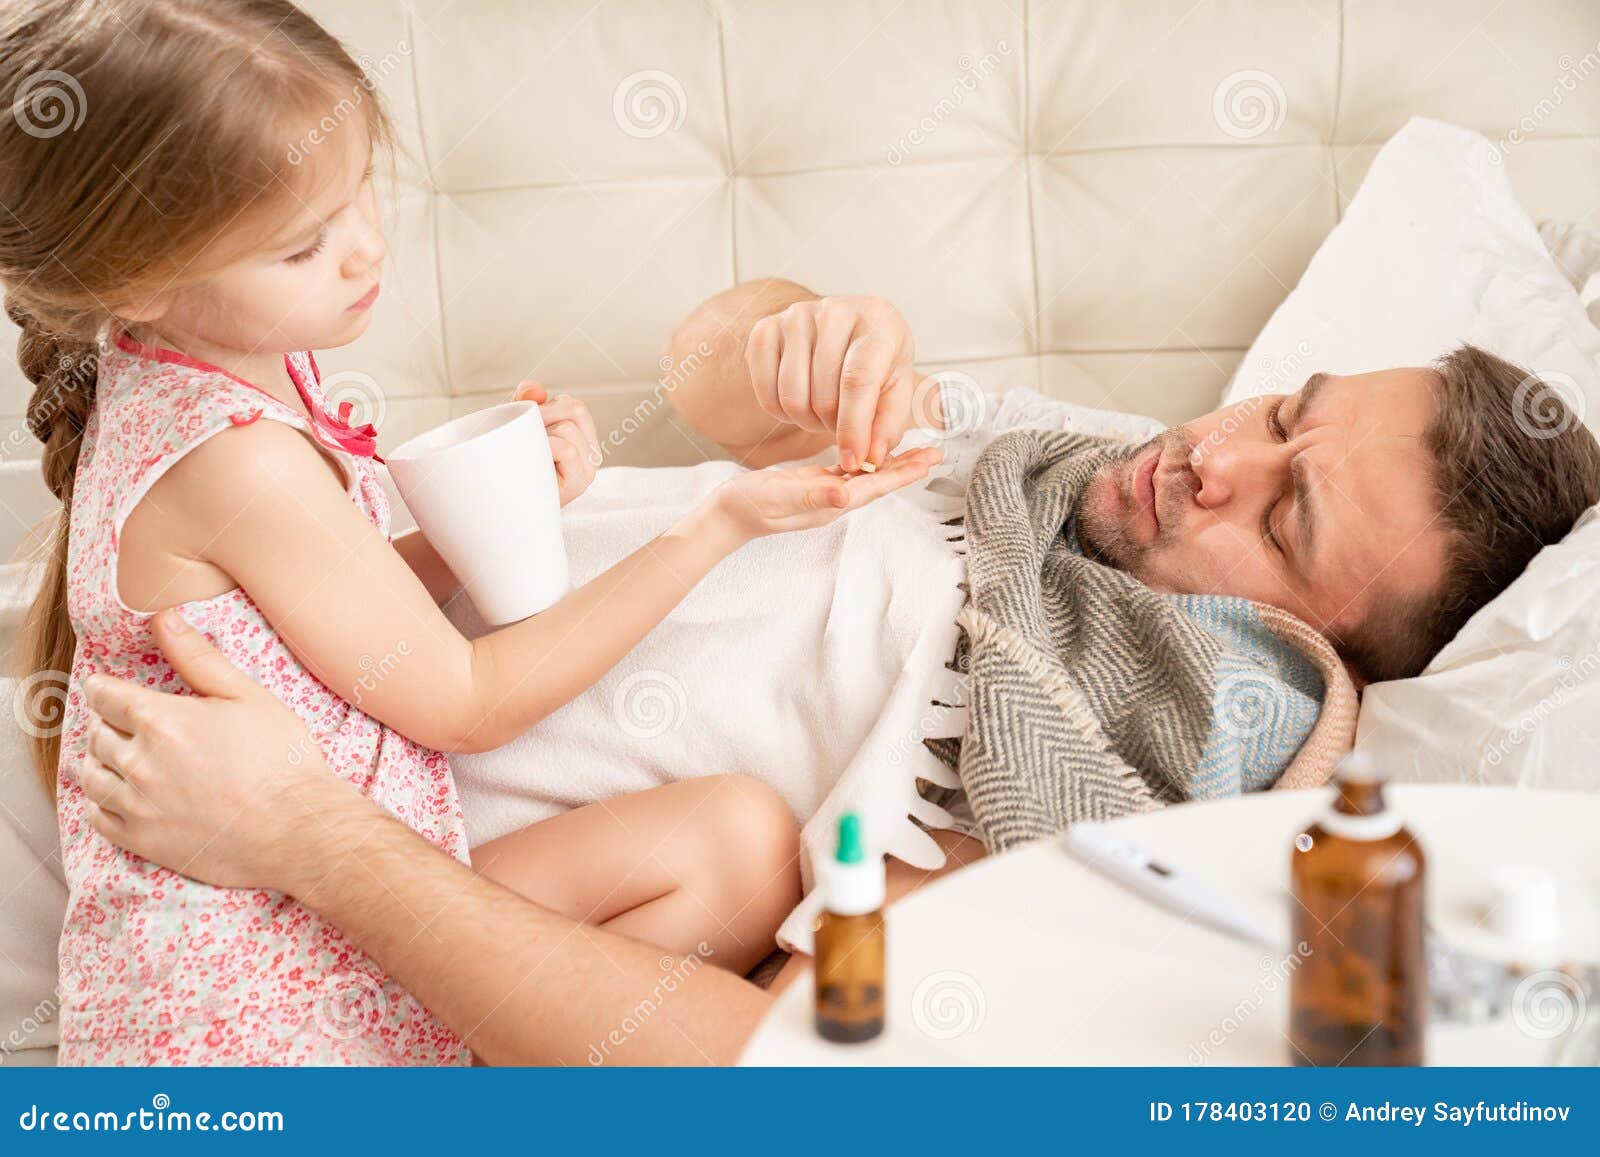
951, 429, 1358, 853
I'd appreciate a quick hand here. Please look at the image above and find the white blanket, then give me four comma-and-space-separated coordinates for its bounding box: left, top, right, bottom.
446, 458, 970, 946
446, 391, 1164, 951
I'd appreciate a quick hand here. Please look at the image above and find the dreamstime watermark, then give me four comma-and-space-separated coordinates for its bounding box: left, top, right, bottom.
11, 69, 87, 139
612, 668, 688, 739
1483, 642, 1600, 771
1190, 340, 1313, 467
1214, 670, 1289, 742
312, 970, 390, 1041
12, 668, 68, 739
593, 339, 713, 464
1512, 969, 1589, 1041
1491, 41, 1600, 164
910, 370, 986, 440
1188, 942, 1311, 1064
0, 993, 59, 1065
284, 732, 319, 767
2, 343, 97, 463
612, 70, 686, 139
319, 369, 387, 433
1511, 369, 1587, 440
350, 641, 411, 709
0, 419, 35, 464
2, 939, 117, 1064
286, 41, 413, 165
15, 1094, 283, 1134
79, 909, 187, 999
1212, 69, 1286, 140
886, 41, 1012, 165
910, 969, 987, 1040
585, 943, 712, 1064
884, 671, 970, 770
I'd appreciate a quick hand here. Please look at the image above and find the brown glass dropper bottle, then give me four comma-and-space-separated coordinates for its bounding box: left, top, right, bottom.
813, 812, 886, 1043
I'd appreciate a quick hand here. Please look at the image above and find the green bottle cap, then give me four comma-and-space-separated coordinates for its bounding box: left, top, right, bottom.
835, 813, 865, 864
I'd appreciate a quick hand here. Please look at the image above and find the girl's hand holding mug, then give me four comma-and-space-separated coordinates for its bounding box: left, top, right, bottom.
708, 446, 942, 542
511, 380, 600, 506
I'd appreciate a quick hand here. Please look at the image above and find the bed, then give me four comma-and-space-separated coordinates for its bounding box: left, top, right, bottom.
3, 0, 1599, 1067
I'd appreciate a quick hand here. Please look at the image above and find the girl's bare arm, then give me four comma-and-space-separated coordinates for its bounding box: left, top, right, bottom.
141, 418, 936, 753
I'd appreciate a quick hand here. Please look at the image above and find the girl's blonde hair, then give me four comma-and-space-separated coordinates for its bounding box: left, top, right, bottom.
0, 0, 393, 793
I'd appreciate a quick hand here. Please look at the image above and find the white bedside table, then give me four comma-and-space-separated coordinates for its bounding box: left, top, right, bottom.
741, 785, 1600, 1065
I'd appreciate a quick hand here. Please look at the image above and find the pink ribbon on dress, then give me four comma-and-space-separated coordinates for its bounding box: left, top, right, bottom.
305, 396, 381, 461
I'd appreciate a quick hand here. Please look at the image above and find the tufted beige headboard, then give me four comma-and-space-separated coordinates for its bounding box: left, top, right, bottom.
2, 0, 1598, 469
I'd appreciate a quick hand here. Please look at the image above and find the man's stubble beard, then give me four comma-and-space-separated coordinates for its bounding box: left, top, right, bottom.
1076, 429, 1193, 577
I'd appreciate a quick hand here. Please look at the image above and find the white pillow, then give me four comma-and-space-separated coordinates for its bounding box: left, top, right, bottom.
1538, 219, 1600, 327
1225, 118, 1600, 409
1359, 509, 1600, 790
1227, 117, 1600, 789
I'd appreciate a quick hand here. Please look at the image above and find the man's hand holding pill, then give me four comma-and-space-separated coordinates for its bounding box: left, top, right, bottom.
743, 294, 932, 473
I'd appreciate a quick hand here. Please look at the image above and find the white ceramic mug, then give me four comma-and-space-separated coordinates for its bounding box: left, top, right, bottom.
387, 402, 570, 624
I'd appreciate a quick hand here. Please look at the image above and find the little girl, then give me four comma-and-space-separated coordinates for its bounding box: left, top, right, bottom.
0, 0, 937, 1065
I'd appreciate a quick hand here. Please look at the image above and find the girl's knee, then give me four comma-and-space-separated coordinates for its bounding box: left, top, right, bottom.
699, 774, 800, 895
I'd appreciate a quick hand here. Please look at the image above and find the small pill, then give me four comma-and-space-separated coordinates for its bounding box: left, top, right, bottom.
858, 461, 878, 474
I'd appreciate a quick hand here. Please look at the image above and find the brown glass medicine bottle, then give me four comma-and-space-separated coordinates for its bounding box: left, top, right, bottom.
1289, 752, 1427, 1066
814, 812, 886, 1043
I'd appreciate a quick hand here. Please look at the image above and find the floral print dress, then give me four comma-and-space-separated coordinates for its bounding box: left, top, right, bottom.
54, 333, 472, 1066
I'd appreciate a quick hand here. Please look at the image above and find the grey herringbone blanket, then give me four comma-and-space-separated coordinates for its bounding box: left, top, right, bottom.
950, 429, 1357, 853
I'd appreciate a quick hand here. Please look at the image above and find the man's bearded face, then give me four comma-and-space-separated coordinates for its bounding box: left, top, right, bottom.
1070, 368, 1449, 655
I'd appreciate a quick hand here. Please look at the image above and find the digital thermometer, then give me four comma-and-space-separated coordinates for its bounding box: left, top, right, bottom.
1063, 821, 1286, 954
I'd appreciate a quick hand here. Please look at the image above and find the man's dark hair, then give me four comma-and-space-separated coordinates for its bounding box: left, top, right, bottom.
1340, 345, 1600, 683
